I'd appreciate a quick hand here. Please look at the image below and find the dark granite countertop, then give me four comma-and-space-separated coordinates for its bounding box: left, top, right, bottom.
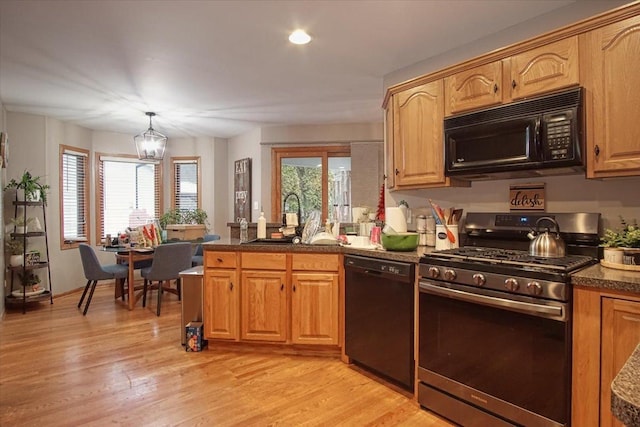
571, 263, 640, 295
202, 237, 434, 263
612, 343, 640, 427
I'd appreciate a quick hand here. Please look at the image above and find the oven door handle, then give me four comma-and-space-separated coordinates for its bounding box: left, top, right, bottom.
419, 282, 565, 320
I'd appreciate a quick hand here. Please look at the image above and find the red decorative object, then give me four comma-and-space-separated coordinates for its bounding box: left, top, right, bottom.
376, 183, 385, 221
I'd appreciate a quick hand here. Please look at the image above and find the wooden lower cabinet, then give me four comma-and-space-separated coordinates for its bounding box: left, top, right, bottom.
241, 270, 288, 342
291, 272, 339, 345
203, 268, 238, 340
572, 286, 640, 427
204, 250, 342, 349
600, 297, 640, 427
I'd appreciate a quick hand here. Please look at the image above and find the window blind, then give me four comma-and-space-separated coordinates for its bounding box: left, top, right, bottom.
97, 155, 162, 238
172, 157, 200, 211
61, 146, 89, 245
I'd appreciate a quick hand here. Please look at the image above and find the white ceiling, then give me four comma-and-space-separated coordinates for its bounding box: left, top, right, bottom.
0, 0, 575, 139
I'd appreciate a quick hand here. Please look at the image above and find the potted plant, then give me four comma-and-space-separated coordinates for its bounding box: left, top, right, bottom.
601, 217, 640, 265
18, 271, 41, 292
4, 170, 51, 204
5, 237, 25, 267
10, 216, 35, 234
159, 208, 209, 241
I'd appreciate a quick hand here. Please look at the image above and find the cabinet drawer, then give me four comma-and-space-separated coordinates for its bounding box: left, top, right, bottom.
205, 251, 237, 268
292, 254, 339, 272
241, 252, 286, 270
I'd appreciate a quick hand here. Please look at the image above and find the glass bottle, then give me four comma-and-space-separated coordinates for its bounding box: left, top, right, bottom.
240, 218, 248, 242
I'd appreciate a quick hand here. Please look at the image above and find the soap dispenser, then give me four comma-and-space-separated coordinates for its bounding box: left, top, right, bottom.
257, 211, 267, 239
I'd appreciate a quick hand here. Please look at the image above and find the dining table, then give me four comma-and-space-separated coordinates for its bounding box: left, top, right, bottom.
104, 246, 155, 310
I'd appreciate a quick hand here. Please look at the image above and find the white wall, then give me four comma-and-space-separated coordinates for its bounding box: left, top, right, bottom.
244, 122, 385, 222
384, 0, 632, 89
382, 0, 640, 230
0, 117, 225, 296
390, 175, 640, 232
227, 128, 262, 223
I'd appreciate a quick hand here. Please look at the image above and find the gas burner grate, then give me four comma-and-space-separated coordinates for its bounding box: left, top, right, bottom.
423, 247, 595, 273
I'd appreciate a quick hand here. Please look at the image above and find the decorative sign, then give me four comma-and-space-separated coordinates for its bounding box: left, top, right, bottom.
234, 158, 252, 222
509, 183, 545, 211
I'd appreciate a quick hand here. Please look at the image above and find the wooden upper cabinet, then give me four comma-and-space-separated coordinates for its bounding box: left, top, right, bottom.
582, 15, 640, 178
385, 101, 395, 189
393, 80, 447, 188
444, 61, 503, 116
509, 36, 579, 100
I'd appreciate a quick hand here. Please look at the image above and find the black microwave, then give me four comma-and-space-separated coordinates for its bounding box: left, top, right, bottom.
444, 87, 584, 180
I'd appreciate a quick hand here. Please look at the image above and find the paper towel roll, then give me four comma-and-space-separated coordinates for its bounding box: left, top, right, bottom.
385, 207, 407, 233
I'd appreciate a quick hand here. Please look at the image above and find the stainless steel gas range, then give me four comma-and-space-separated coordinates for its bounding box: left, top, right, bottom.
417, 212, 600, 427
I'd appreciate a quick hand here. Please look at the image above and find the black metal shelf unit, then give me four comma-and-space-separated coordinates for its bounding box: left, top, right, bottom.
5, 199, 53, 313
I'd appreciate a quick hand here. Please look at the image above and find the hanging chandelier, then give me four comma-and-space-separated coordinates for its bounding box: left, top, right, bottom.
134, 112, 167, 160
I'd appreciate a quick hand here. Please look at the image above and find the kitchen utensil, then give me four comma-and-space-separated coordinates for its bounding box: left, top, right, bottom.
381, 232, 419, 251
527, 216, 566, 257
428, 199, 456, 244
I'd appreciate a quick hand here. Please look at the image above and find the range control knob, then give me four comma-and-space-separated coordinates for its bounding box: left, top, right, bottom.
472, 273, 486, 286
504, 278, 519, 292
444, 269, 457, 281
428, 266, 440, 279
527, 281, 543, 296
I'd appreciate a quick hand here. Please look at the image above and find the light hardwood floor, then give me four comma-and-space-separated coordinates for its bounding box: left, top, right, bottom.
0, 285, 452, 426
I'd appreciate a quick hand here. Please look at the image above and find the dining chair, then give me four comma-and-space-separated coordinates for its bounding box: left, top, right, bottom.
78, 243, 129, 315
191, 234, 221, 266
141, 242, 193, 316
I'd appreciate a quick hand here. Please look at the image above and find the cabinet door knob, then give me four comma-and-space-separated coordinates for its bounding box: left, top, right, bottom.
293, 284, 296, 292
493, 83, 498, 93
511, 80, 517, 89
594, 145, 600, 156
395, 168, 399, 176
217, 257, 223, 263
281, 283, 284, 291
229, 282, 234, 291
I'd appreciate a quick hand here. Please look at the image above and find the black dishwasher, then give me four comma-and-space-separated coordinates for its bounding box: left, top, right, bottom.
344, 254, 415, 390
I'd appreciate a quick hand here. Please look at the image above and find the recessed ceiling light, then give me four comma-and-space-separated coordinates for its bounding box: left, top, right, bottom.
289, 29, 311, 45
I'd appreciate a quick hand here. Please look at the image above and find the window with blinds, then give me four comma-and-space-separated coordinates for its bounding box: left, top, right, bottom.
97, 154, 162, 239
60, 145, 90, 248
171, 157, 200, 211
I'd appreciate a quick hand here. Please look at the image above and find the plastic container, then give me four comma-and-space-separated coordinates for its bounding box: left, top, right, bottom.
257, 212, 267, 239
240, 218, 248, 242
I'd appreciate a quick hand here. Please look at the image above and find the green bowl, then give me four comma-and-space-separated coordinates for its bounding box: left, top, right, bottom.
381, 232, 419, 251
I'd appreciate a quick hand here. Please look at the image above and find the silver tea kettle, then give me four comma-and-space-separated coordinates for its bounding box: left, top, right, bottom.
527, 216, 566, 258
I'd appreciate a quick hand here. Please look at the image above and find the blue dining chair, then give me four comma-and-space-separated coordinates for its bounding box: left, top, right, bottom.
141, 242, 193, 316
78, 243, 129, 315
191, 234, 221, 266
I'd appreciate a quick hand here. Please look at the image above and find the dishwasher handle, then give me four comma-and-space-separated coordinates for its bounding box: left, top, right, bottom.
345, 264, 413, 283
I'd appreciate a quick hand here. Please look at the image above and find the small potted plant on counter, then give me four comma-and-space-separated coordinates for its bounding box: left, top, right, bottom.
601, 216, 640, 267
